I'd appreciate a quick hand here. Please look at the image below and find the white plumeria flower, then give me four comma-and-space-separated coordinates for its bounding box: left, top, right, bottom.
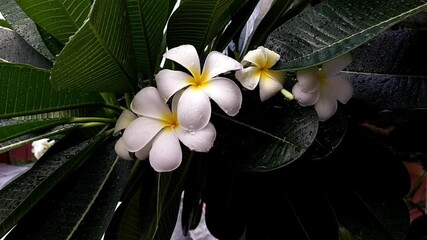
120, 87, 216, 172
235, 46, 286, 101
292, 54, 353, 121
32, 138, 55, 160
156, 44, 243, 131
114, 109, 138, 160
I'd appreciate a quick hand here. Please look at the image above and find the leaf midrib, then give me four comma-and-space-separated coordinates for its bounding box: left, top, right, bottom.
343, 70, 427, 79
283, 3, 427, 67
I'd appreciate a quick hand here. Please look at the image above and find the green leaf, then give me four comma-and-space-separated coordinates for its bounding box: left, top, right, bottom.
210, 92, 318, 172
37, 25, 65, 57
5, 140, 132, 240
0, 62, 104, 118
0, 136, 104, 237
167, 0, 234, 52
0, 118, 71, 143
0, 27, 52, 69
265, 0, 427, 70
50, 0, 138, 93
126, 0, 177, 81
346, 30, 427, 109
15, 0, 92, 44
0, 20, 12, 29
0, 0, 56, 62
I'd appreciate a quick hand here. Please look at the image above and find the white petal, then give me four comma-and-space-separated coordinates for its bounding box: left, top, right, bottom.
203, 77, 242, 116
328, 75, 353, 104
242, 47, 266, 67
130, 86, 172, 120
135, 140, 152, 160
177, 86, 211, 131
164, 45, 201, 77
149, 130, 182, 172
292, 83, 320, 106
123, 117, 165, 152
176, 122, 216, 152
114, 138, 133, 160
203, 51, 242, 80
155, 69, 192, 101
235, 66, 261, 90
259, 72, 284, 101
322, 53, 352, 76
314, 91, 338, 121
260, 46, 280, 69
296, 67, 319, 93
265, 69, 286, 84
114, 109, 137, 136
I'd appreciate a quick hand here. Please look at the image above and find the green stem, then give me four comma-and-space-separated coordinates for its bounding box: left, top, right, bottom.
71, 117, 116, 124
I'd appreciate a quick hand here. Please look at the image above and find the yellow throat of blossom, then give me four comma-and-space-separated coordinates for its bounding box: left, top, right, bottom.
317, 68, 327, 89
162, 113, 179, 131
189, 70, 210, 89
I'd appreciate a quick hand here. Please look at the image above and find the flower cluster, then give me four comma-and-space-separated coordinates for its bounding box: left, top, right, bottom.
114, 45, 353, 172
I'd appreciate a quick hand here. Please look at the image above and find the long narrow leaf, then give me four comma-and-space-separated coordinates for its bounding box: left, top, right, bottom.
265, 0, 427, 70
16, 0, 92, 44
0, 62, 104, 119
0, 136, 104, 237
167, 0, 234, 52
50, 0, 138, 93
126, 0, 176, 81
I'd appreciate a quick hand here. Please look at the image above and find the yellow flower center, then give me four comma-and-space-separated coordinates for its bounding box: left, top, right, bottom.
190, 72, 209, 88
318, 69, 327, 89
162, 113, 179, 131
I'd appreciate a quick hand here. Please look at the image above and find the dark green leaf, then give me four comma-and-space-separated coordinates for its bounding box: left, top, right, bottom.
37, 25, 64, 57
15, 0, 92, 44
265, 0, 427, 70
69, 158, 133, 240
0, 20, 12, 29
5, 140, 132, 240
0, 136, 104, 237
50, 0, 137, 93
211, 92, 318, 172
0, 0, 56, 61
126, 0, 177, 81
303, 106, 347, 160
167, 0, 234, 52
0, 62, 104, 119
346, 30, 427, 109
0, 118, 71, 143
0, 27, 52, 68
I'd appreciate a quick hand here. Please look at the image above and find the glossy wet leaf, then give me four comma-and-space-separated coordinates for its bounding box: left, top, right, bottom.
50, 0, 137, 93
265, 0, 427, 70
0, 62, 104, 119
211, 92, 318, 172
0, 0, 55, 62
5, 140, 132, 240
0, 136, 104, 237
0, 27, 52, 69
346, 30, 427, 109
15, 0, 92, 44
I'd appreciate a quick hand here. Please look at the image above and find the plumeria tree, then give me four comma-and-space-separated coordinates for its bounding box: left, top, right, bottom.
0, 0, 426, 239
